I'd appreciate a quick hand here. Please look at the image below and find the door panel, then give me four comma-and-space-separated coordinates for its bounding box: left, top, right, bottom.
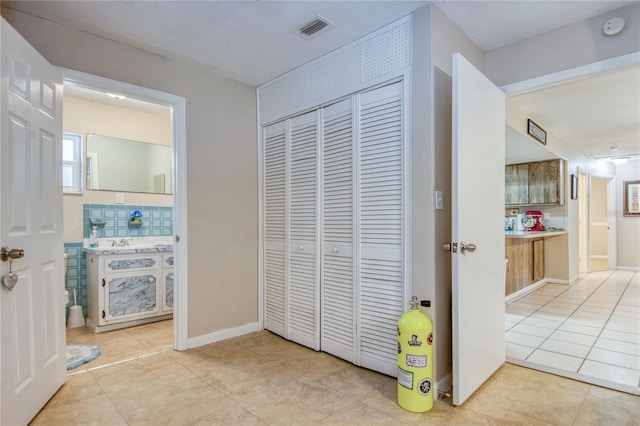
263, 122, 286, 336
288, 111, 319, 348
451, 53, 505, 406
1, 17, 65, 425
321, 98, 356, 362
358, 83, 404, 375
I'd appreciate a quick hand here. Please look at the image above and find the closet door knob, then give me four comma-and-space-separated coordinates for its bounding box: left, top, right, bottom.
299, 245, 304, 251
333, 248, 339, 253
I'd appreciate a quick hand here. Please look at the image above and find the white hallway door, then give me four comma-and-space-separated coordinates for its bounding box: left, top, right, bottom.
1, 17, 65, 425
451, 53, 506, 406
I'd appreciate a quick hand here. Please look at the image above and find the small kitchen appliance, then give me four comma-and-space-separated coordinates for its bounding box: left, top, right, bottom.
523, 210, 544, 231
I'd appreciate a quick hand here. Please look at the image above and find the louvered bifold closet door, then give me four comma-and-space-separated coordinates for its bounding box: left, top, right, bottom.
263, 121, 287, 337
288, 111, 320, 349
321, 98, 357, 363
358, 82, 405, 376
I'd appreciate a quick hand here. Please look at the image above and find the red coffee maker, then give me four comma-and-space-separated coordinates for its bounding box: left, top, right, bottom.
523, 210, 544, 231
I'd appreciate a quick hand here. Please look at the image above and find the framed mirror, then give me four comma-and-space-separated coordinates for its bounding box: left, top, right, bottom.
86, 134, 172, 194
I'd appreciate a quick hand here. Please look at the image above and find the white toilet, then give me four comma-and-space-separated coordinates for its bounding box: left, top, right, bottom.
65, 253, 85, 328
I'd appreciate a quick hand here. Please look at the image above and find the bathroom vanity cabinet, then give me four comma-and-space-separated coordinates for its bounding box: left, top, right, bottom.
85, 249, 173, 333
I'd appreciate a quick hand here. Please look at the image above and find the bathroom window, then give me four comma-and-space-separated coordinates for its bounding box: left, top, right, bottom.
62, 132, 83, 194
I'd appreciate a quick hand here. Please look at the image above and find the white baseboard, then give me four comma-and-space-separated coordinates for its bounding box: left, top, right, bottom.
435, 372, 452, 400
545, 277, 571, 285
187, 322, 259, 349
84, 315, 172, 334
617, 266, 640, 271
505, 279, 547, 302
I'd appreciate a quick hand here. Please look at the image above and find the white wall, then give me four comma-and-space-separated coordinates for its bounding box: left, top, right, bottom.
490, 3, 639, 280
412, 4, 486, 391
1, 7, 259, 340
615, 160, 640, 268
486, 4, 640, 87
63, 96, 172, 242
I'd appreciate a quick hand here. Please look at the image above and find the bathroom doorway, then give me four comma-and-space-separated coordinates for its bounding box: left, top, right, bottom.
60, 68, 188, 354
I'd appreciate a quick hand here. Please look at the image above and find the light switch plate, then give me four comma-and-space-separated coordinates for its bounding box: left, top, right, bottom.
115, 192, 125, 204
435, 190, 443, 210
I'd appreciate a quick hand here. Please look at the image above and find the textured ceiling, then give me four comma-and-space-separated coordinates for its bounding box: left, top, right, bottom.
432, 0, 636, 51
4, 0, 638, 161
510, 64, 640, 161
4, 0, 636, 85
2, 0, 428, 86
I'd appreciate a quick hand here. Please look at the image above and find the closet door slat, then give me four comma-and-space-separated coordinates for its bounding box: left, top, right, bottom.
263, 122, 286, 336
358, 82, 404, 376
321, 98, 356, 363
288, 111, 319, 348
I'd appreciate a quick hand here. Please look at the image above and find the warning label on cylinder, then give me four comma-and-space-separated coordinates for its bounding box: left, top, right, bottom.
418, 378, 432, 396
406, 354, 427, 368
398, 367, 413, 389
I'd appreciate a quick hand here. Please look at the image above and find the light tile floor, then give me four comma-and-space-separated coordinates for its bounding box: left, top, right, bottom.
33, 322, 640, 425
506, 269, 640, 395
65, 319, 174, 371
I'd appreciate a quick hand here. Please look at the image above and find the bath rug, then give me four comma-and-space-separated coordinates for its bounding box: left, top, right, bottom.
66, 345, 101, 370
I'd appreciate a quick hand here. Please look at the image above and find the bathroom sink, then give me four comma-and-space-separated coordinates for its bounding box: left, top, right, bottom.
84, 237, 173, 253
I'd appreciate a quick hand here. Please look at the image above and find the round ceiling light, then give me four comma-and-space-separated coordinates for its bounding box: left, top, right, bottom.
603, 17, 625, 36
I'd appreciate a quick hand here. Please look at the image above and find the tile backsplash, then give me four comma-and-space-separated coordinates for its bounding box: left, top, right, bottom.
83, 203, 173, 238
64, 204, 173, 323
64, 242, 86, 318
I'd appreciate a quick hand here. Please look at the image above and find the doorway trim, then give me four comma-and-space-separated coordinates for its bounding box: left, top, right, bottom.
57, 67, 188, 350
500, 52, 639, 96
577, 169, 589, 274
500, 53, 637, 278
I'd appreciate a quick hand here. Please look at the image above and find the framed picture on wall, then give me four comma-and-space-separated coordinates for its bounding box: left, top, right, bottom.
623, 180, 640, 216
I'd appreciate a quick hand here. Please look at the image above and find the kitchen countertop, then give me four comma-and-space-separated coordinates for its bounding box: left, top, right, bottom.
505, 229, 567, 239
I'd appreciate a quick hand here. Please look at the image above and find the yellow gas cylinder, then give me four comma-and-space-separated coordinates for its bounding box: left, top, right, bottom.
397, 296, 433, 412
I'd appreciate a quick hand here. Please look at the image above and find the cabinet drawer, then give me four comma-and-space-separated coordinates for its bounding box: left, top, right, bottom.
103, 254, 160, 273
162, 253, 174, 269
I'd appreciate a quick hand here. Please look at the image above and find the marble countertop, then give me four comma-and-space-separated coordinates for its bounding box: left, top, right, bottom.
505, 229, 567, 239
83, 245, 173, 255
82, 237, 173, 255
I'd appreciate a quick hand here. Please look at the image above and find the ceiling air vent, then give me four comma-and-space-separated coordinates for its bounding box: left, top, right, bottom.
299, 16, 332, 37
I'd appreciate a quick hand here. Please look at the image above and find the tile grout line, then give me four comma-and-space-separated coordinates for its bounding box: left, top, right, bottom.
67, 347, 173, 376
518, 274, 607, 363
508, 270, 640, 389
508, 272, 606, 363
574, 271, 634, 373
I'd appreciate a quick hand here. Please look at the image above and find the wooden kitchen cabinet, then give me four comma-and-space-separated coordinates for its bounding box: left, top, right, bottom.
529, 160, 561, 204
505, 159, 563, 206
505, 237, 545, 296
505, 163, 529, 205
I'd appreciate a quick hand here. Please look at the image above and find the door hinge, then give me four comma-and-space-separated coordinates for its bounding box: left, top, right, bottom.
102, 278, 106, 287
102, 309, 105, 319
